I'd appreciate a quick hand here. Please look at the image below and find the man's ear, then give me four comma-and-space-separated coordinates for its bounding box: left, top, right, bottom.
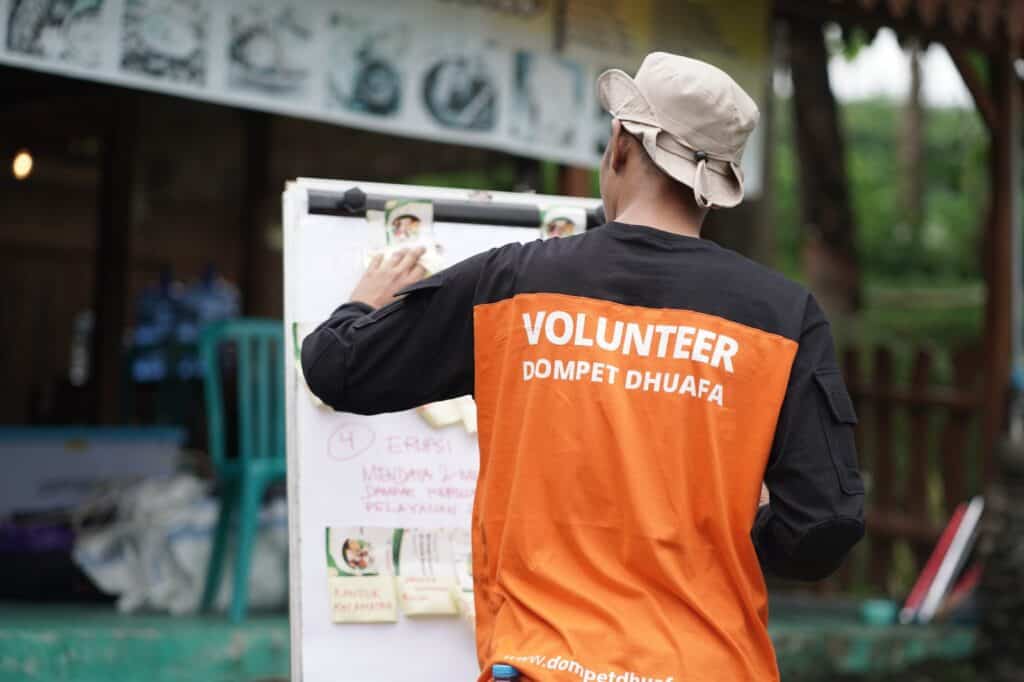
607, 119, 631, 174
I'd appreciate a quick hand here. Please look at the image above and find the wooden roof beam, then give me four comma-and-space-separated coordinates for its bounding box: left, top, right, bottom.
948, 47, 1000, 132
774, 0, 1007, 54
916, 0, 943, 26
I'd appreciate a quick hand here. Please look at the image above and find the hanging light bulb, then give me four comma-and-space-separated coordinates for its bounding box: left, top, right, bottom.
12, 150, 33, 180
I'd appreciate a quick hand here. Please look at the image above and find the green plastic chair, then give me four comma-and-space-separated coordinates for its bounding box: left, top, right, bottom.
199, 319, 286, 622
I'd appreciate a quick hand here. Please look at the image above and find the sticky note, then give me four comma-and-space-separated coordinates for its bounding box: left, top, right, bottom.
328, 575, 399, 623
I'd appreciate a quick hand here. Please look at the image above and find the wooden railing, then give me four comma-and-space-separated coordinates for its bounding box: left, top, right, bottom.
831, 345, 984, 592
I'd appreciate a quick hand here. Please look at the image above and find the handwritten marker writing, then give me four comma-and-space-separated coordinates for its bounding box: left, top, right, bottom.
493, 663, 520, 680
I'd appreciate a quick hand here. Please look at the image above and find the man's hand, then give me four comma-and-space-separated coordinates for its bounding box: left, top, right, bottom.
759, 483, 770, 507
350, 247, 428, 309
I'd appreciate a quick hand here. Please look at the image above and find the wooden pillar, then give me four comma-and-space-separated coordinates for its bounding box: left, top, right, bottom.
950, 47, 1019, 482
557, 165, 593, 198
752, 19, 781, 267
787, 16, 861, 315
981, 55, 1021, 480
240, 112, 270, 316
91, 94, 138, 424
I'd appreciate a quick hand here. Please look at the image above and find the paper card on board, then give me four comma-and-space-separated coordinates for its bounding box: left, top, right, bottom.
326, 527, 399, 623
449, 528, 475, 624
365, 209, 388, 250
384, 199, 434, 247
364, 205, 446, 274
456, 396, 478, 434
294, 323, 330, 409
395, 528, 458, 616
418, 396, 478, 433
327, 575, 399, 623
417, 400, 463, 429
540, 206, 586, 240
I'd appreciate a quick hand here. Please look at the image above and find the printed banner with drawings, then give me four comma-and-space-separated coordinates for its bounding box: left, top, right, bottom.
284, 178, 602, 680
0, 0, 768, 190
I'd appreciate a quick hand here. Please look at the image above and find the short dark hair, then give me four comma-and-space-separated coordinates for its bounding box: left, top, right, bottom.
623, 130, 702, 211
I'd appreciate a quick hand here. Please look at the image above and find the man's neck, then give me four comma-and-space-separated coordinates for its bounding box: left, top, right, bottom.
612, 198, 703, 239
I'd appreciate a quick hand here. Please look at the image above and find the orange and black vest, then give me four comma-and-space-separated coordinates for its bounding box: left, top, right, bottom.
303, 222, 865, 682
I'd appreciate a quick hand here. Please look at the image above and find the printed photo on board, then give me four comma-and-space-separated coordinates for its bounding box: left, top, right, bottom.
326, 526, 396, 578
384, 199, 433, 247
228, 0, 314, 96
391, 213, 420, 242
540, 206, 585, 240
325, 527, 399, 623
326, 11, 407, 117
6, 0, 106, 67
120, 0, 207, 84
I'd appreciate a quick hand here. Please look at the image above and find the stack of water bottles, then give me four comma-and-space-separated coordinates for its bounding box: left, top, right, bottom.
131, 266, 240, 383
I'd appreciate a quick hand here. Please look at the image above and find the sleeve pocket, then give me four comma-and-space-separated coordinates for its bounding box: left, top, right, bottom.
353, 300, 405, 329
814, 369, 865, 495
395, 274, 446, 296
352, 277, 445, 330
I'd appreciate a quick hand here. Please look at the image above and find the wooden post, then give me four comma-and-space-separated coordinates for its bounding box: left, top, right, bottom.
557, 165, 593, 198
870, 346, 895, 586
980, 55, 1021, 481
90, 93, 138, 424
901, 40, 925, 256
787, 16, 862, 315
941, 346, 980, 508
240, 112, 270, 316
908, 348, 933, 567
839, 346, 863, 590
753, 18, 780, 267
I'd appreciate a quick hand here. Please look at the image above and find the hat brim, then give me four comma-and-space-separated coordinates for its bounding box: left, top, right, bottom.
596, 68, 745, 208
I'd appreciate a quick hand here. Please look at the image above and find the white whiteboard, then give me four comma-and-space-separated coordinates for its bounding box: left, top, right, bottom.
283, 178, 601, 682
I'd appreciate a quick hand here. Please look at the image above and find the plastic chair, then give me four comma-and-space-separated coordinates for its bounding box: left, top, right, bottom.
199, 319, 286, 622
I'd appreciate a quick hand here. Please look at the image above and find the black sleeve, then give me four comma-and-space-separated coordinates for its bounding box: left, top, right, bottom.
300, 250, 491, 415
752, 294, 866, 581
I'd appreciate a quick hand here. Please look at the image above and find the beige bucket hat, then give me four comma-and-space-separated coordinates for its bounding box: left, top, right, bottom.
597, 52, 759, 208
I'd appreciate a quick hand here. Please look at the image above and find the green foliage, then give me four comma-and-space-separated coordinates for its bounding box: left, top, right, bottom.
774, 96, 989, 284
825, 23, 872, 61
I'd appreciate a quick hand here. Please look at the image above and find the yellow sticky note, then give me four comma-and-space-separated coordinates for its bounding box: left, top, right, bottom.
397, 576, 458, 616
456, 396, 478, 434
453, 585, 475, 626
417, 400, 463, 429
328, 575, 399, 623
396, 528, 459, 617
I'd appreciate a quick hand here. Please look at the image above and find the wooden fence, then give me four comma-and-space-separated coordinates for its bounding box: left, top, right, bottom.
828, 344, 984, 592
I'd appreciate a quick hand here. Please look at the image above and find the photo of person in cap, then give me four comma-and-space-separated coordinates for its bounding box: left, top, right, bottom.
388, 213, 421, 243
305, 51, 863, 682
540, 207, 585, 240
542, 217, 575, 239
382, 199, 433, 248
